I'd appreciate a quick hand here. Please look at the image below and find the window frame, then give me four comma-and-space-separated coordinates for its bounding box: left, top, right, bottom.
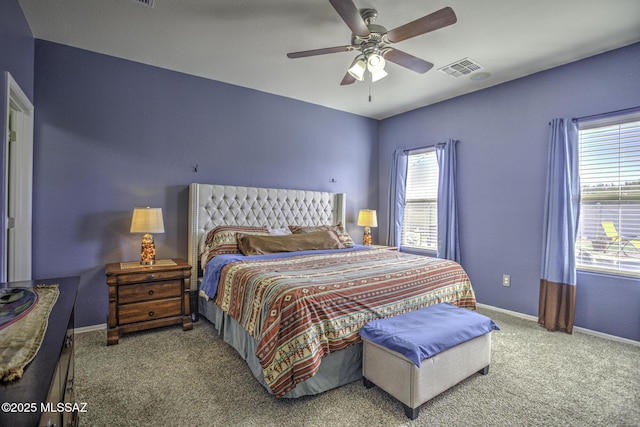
401, 148, 439, 254
575, 110, 640, 277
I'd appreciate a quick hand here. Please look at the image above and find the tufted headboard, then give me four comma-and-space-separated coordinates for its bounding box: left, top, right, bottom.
187, 183, 346, 288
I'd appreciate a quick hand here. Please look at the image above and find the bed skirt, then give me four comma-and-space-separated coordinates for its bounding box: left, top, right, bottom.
198, 294, 363, 398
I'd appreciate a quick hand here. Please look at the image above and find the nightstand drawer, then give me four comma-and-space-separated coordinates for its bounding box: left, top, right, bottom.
116, 269, 184, 284
118, 298, 182, 325
118, 280, 182, 304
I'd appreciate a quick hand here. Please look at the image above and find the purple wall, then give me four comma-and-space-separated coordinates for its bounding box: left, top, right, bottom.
16, 20, 640, 341
0, 0, 35, 273
33, 41, 378, 327
0, 0, 34, 100
379, 43, 640, 341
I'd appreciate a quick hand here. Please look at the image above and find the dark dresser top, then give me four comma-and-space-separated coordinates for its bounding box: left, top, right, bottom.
0, 276, 79, 427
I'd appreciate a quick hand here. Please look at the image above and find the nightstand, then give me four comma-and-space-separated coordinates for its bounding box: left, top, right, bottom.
105, 258, 192, 345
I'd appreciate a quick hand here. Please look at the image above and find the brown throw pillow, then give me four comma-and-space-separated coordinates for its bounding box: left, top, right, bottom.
237, 230, 345, 256
288, 223, 355, 247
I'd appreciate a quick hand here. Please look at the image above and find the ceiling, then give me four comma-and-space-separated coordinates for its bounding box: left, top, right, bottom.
18, 0, 640, 120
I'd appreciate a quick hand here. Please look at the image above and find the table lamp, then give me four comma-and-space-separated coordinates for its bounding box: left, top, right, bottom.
357, 209, 378, 246
130, 207, 164, 265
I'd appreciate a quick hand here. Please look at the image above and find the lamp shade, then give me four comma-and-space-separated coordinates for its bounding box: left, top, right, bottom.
370, 68, 388, 82
357, 209, 378, 228
130, 207, 165, 234
367, 54, 387, 82
348, 57, 366, 81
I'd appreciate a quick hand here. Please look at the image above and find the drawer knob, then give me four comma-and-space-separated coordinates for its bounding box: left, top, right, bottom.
149, 274, 156, 279
149, 311, 155, 317
148, 290, 154, 296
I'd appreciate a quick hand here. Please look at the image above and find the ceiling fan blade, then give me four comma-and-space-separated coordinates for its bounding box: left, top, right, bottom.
329, 0, 370, 37
386, 6, 457, 43
383, 48, 433, 74
340, 72, 356, 86
340, 57, 359, 85
287, 46, 352, 58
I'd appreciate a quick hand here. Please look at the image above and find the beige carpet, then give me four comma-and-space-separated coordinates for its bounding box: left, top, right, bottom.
74, 307, 640, 426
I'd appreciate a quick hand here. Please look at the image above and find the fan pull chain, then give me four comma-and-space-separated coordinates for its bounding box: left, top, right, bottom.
368, 76, 372, 102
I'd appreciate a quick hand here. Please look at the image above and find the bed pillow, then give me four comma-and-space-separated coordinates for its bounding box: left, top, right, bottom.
288, 223, 355, 247
268, 227, 292, 236
237, 230, 345, 256
201, 225, 269, 266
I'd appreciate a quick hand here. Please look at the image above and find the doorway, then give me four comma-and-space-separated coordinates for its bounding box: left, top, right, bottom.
2, 72, 34, 282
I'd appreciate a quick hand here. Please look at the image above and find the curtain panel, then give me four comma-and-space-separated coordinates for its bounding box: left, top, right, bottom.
386, 149, 408, 247
539, 118, 580, 333
436, 140, 461, 263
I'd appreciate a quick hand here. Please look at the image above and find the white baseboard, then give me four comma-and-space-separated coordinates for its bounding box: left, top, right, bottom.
75, 306, 639, 347
74, 323, 106, 334
477, 303, 640, 347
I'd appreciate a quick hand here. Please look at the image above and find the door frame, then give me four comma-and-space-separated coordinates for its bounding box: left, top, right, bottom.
2, 72, 34, 282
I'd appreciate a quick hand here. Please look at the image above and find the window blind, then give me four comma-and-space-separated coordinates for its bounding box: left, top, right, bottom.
575, 112, 640, 275
402, 150, 439, 250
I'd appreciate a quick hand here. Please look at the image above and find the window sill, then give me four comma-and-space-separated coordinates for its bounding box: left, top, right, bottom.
399, 246, 437, 257
577, 266, 640, 279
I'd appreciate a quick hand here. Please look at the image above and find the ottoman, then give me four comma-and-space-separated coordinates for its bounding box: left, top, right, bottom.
359, 303, 500, 420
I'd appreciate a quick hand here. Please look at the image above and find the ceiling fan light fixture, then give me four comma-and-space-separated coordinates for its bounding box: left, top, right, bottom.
348, 58, 367, 81
367, 53, 387, 82
366, 54, 385, 72
370, 68, 388, 82
287, 3, 458, 87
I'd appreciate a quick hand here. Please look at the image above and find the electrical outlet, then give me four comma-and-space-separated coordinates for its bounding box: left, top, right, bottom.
502, 274, 511, 287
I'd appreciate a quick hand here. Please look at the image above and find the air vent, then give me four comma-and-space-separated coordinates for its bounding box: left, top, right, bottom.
129, 0, 155, 7
438, 58, 483, 78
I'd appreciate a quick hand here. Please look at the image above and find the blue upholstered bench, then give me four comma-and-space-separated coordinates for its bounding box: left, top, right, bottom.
359, 303, 499, 420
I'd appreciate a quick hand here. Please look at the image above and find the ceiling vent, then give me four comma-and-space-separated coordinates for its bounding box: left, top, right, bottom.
129, 0, 155, 7
438, 58, 483, 78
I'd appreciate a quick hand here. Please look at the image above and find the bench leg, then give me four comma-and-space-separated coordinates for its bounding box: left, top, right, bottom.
403, 404, 419, 420
478, 365, 489, 375
363, 377, 375, 389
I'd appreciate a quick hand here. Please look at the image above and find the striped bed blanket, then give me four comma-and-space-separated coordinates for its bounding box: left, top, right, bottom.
214, 248, 476, 397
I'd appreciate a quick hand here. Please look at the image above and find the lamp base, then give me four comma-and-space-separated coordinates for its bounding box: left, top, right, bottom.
140, 233, 157, 265
363, 227, 372, 246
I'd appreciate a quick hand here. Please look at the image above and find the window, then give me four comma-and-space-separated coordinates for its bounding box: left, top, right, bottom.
401, 150, 439, 250
575, 111, 640, 275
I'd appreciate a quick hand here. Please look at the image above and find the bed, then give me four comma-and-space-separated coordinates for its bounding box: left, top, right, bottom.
187, 183, 476, 398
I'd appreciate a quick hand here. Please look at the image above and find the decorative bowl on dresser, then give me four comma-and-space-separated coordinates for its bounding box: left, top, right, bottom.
105, 258, 192, 345
0, 276, 79, 427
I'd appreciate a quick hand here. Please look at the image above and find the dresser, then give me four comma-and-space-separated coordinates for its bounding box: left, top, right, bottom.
105, 258, 192, 345
0, 276, 79, 427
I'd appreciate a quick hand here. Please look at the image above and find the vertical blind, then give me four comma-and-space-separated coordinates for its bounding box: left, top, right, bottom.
402, 150, 439, 250
575, 112, 640, 275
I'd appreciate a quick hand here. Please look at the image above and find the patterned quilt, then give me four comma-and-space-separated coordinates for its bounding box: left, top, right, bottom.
214, 248, 476, 397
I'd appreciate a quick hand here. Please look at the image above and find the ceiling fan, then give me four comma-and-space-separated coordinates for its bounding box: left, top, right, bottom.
286, 0, 457, 85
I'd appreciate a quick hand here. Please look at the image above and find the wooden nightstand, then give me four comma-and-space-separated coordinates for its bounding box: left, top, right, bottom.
105, 258, 192, 345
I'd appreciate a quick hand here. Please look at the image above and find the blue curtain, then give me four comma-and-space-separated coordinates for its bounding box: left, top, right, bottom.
539, 118, 580, 333
387, 149, 407, 247
436, 140, 461, 262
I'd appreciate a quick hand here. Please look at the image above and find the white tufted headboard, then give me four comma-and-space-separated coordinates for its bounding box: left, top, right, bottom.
187, 183, 346, 288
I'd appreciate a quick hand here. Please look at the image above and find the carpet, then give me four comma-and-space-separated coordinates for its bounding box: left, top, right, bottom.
74, 307, 640, 426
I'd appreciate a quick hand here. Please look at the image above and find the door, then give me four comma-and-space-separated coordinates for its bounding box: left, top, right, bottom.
2, 72, 33, 282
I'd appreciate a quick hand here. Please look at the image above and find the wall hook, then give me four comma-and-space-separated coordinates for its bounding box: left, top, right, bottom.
193, 163, 199, 173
